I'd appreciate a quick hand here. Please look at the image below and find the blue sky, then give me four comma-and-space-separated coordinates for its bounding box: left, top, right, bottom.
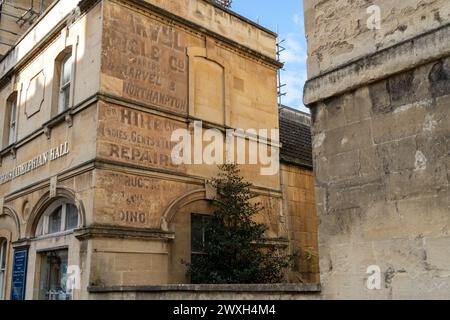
232, 0, 308, 112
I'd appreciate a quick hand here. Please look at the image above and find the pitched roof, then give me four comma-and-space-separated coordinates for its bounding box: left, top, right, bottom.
279, 106, 313, 169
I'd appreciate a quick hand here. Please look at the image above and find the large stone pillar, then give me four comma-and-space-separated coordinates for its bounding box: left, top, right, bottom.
303, 0, 450, 299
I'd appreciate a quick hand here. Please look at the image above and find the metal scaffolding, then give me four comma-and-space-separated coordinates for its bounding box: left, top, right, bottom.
214, 0, 232, 9
0, 0, 45, 48
277, 37, 287, 109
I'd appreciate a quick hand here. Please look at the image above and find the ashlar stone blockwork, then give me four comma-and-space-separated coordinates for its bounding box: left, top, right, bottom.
311, 57, 450, 299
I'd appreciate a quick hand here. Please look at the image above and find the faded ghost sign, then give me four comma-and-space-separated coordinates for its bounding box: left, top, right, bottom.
97, 102, 185, 172
102, 2, 188, 115
95, 170, 192, 229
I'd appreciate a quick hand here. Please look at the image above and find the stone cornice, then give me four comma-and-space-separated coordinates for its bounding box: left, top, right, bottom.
74, 225, 175, 241
304, 22, 450, 106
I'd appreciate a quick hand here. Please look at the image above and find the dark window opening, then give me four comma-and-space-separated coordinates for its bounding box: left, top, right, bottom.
38, 249, 70, 300
191, 214, 211, 263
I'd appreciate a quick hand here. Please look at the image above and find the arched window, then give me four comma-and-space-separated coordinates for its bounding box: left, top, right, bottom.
58, 53, 72, 113
52, 48, 73, 116
3, 92, 17, 147
35, 201, 79, 237
33, 200, 79, 300
0, 238, 7, 300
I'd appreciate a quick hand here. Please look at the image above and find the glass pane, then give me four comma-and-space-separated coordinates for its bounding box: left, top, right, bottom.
8, 124, 15, 145
0, 240, 6, 269
8, 100, 16, 145
64, 87, 70, 109
0, 240, 6, 300
48, 207, 62, 234
61, 55, 72, 86
10, 100, 16, 121
0, 271, 3, 300
191, 215, 203, 253
39, 250, 69, 300
191, 215, 210, 253
65, 204, 79, 230
59, 86, 70, 112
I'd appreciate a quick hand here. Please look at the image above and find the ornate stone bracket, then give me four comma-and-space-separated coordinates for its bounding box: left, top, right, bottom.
65, 113, 73, 127
43, 125, 51, 139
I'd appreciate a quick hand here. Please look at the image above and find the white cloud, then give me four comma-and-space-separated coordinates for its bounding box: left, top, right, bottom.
293, 14, 302, 26
280, 33, 307, 64
281, 69, 308, 111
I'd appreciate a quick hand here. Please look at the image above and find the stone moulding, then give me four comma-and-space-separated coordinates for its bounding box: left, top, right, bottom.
88, 283, 321, 293
25, 70, 46, 118
25, 187, 86, 238
304, 22, 450, 106
74, 225, 175, 241
160, 189, 208, 232
1, 205, 22, 236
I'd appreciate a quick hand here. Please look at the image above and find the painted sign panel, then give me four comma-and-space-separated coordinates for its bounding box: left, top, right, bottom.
95, 170, 194, 229
10, 247, 28, 300
102, 2, 188, 115
98, 102, 186, 172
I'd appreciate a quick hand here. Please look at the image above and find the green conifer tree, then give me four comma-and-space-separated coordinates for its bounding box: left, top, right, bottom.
187, 164, 292, 284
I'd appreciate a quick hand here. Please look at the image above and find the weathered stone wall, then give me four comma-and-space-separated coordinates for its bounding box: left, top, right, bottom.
281, 164, 319, 284
304, 0, 450, 77
304, 0, 450, 299
312, 61, 450, 299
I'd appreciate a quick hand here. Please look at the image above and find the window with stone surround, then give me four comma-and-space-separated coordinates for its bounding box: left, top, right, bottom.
33, 198, 79, 300
52, 47, 73, 116
58, 53, 72, 113
3, 92, 17, 148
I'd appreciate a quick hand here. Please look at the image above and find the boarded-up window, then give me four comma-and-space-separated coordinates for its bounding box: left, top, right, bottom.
193, 57, 225, 125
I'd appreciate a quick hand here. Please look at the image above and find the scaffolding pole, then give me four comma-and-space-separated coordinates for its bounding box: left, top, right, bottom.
0, 0, 46, 52
276, 37, 287, 109
0, 0, 45, 27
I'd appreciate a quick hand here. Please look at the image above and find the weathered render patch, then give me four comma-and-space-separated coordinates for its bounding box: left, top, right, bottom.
313, 132, 326, 149
414, 151, 427, 171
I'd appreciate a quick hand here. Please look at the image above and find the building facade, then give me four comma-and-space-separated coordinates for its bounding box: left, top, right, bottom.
0, 0, 318, 300
304, 0, 450, 299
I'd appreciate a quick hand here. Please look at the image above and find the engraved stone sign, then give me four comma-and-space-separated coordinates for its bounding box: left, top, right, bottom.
102, 2, 188, 115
